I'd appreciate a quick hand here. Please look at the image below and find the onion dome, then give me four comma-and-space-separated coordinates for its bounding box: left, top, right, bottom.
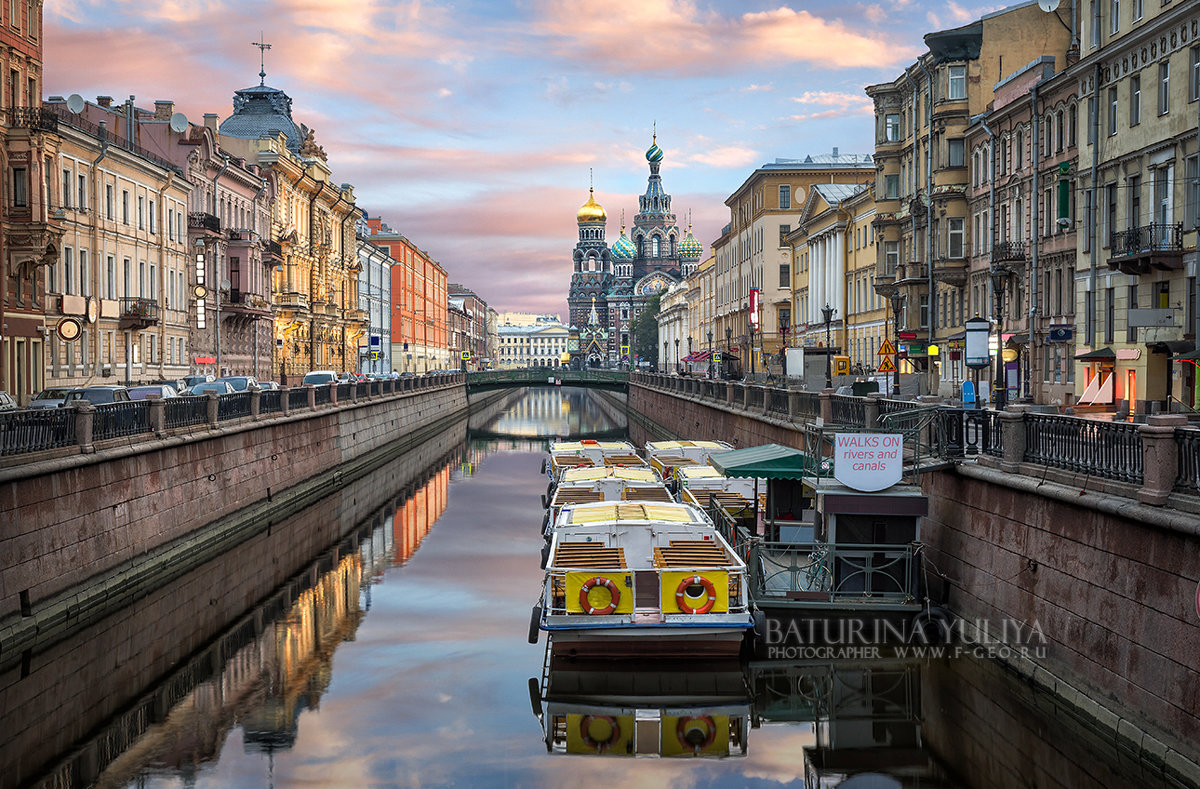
577, 188, 607, 223
612, 214, 635, 260
645, 133, 663, 163
679, 224, 703, 260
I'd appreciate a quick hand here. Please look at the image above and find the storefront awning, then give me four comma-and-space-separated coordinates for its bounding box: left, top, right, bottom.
1075, 347, 1115, 361
709, 444, 827, 480
1148, 340, 1194, 356
682, 350, 712, 362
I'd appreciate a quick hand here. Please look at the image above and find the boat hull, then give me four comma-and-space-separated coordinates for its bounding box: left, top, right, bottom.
545, 621, 751, 658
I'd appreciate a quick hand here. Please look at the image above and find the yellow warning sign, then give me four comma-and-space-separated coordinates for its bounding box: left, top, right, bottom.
877, 356, 897, 373
878, 339, 896, 356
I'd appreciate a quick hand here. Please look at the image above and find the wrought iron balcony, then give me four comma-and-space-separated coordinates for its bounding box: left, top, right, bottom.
8, 107, 59, 133
264, 239, 283, 261
118, 297, 160, 329
1107, 223, 1184, 275
991, 240, 1027, 263
275, 291, 308, 310
188, 212, 221, 234
227, 228, 258, 242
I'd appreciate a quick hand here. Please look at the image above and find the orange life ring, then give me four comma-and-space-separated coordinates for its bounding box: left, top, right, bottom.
676, 715, 717, 750
675, 574, 717, 614
580, 714, 621, 752
579, 576, 620, 615
581, 439, 599, 444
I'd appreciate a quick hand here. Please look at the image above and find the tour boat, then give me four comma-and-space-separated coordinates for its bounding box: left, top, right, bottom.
675, 465, 763, 515
644, 440, 733, 481
543, 439, 645, 486
543, 465, 673, 537
533, 500, 753, 657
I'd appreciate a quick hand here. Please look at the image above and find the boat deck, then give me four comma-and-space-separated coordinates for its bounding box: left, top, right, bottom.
653, 540, 731, 568
553, 542, 628, 569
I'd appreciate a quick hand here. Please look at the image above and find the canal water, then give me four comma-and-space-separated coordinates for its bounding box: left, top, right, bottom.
1, 388, 1187, 789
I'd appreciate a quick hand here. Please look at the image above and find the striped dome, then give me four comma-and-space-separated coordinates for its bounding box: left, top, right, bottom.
679, 227, 703, 260
612, 228, 635, 260
645, 137, 663, 163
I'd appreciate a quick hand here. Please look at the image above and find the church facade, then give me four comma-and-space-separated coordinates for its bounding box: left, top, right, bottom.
566, 135, 703, 366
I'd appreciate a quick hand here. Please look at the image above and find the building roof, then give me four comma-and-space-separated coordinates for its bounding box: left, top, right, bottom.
218, 84, 301, 152
811, 183, 869, 204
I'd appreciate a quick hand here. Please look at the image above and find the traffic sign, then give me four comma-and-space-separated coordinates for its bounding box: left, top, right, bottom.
714, 352, 723, 363
898, 331, 917, 340
878, 339, 896, 356
621, 345, 629, 355
877, 356, 897, 373
460, 351, 470, 360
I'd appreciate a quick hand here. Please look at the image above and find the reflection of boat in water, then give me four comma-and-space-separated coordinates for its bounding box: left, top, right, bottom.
643, 440, 732, 481
530, 651, 751, 758
542, 466, 672, 537
534, 501, 753, 656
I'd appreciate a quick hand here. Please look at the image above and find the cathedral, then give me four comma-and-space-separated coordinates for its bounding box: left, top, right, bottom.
567, 134, 703, 366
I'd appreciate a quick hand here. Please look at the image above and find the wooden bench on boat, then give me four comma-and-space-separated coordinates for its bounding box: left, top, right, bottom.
552, 488, 606, 507
621, 486, 673, 502
652, 540, 731, 568
551, 542, 628, 605
602, 454, 647, 467
551, 456, 595, 472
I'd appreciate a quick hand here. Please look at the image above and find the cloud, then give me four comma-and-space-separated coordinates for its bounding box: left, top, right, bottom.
785, 90, 874, 121
528, 0, 919, 75
864, 4, 886, 23
684, 145, 759, 169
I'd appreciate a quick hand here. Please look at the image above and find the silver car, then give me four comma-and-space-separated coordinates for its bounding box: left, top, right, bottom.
27, 387, 74, 409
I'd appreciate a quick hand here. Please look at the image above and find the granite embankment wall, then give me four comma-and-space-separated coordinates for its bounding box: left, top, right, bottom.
627, 380, 1200, 782
0, 383, 511, 665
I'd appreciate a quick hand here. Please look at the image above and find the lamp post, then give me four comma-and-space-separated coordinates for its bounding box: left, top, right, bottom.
821, 304, 835, 389
780, 320, 790, 377
725, 326, 732, 379
990, 265, 1009, 410
707, 329, 714, 378
663, 340, 668, 374
674, 337, 680, 374
687, 335, 693, 376
889, 292, 905, 396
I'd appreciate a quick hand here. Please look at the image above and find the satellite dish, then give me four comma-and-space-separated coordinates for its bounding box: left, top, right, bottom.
65, 94, 85, 114
1038, 0, 1060, 10
169, 112, 189, 133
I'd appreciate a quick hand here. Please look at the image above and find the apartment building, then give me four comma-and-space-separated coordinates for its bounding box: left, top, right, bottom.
867, 2, 1071, 396
356, 216, 395, 375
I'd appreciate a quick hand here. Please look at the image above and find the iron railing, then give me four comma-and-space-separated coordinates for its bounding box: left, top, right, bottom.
259, 389, 284, 415
217, 392, 252, 421
288, 388, 308, 410
92, 401, 151, 441
830, 394, 866, 426
336, 382, 353, 401
188, 212, 221, 233
1024, 414, 1143, 483
9, 107, 59, 132
165, 397, 209, 430
991, 240, 1027, 263
932, 408, 1002, 457
313, 385, 332, 406
766, 387, 788, 416
0, 408, 75, 455
1109, 223, 1184, 255
1176, 428, 1200, 493
794, 391, 820, 418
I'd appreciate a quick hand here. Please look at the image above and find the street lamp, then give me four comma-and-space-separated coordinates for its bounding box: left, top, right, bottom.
780, 320, 790, 377
663, 340, 668, 374
674, 337, 680, 374
889, 292, 905, 396
822, 304, 835, 388
725, 326, 732, 379
707, 329, 714, 378
990, 265, 1009, 410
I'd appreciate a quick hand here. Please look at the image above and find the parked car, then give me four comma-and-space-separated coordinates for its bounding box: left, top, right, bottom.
217, 376, 259, 392
257, 380, 280, 390
27, 387, 74, 409
0, 390, 17, 411
63, 386, 132, 405
302, 370, 338, 386
183, 374, 214, 389
128, 384, 179, 400
187, 381, 235, 396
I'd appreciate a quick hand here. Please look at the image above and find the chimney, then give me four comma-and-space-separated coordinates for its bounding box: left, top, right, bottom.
832, 146, 839, 160
97, 95, 113, 108
203, 112, 218, 132
154, 100, 174, 121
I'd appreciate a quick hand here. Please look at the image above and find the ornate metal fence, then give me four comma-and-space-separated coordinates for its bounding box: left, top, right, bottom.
0, 408, 75, 455
165, 397, 209, 430
1024, 414, 1144, 483
830, 394, 866, 426
313, 385, 332, 406
259, 389, 284, 415
1176, 428, 1200, 493
794, 391, 820, 419
217, 392, 252, 421
288, 388, 309, 410
336, 382, 353, 401
92, 402, 151, 441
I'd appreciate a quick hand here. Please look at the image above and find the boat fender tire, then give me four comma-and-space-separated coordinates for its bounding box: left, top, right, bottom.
579, 715, 620, 752
676, 715, 717, 750
910, 605, 954, 644
579, 576, 620, 615
527, 677, 543, 718
540, 458, 547, 475
539, 543, 551, 569
751, 608, 767, 637
541, 492, 549, 510
528, 605, 542, 644
675, 574, 718, 614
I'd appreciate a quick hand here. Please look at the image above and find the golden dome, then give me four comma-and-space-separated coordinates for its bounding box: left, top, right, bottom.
577, 188, 607, 223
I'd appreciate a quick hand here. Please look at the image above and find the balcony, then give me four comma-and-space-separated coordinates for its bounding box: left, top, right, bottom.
224, 291, 271, 315
227, 228, 258, 242
118, 297, 160, 329
8, 107, 59, 133
344, 308, 369, 324
276, 291, 308, 310
894, 260, 927, 284
991, 241, 1028, 264
1107, 223, 1184, 275
933, 258, 969, 287
188, 212, 221, 236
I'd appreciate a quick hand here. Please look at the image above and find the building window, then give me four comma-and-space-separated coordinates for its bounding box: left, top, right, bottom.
884, 241, 899, 274
884, 174, 899, 199
11, 166, 26, 206
61, 168, 71, 208
168, 208, 174, 241
1158, 62, 1170, 115
948, 138, 965, 168
122, 189, 129, 224
1132, 0, 1142, 20
1130, 74, 1141, 125
779, 185, 791, 209
1105, 287, 1115, 344
1187, 155, 1199, 227
64, 247, 73, 294
78, 174, 86, 210
1127, 284, 1139, 342
1090, 0, 1099, 48
779, 223, 790, 246
106, 255, 115, 299
105, 184, 113, 219
948, 65, 966, 99
137, 195, 144, 229
149, 199, 156, 234
948, 218, 964, 259
1108, 86, 1118, 135
885, 113, 900, 142
1110, 0, 1119, 34
1068, 105, 1077, 147
1191, 46, 1200, 103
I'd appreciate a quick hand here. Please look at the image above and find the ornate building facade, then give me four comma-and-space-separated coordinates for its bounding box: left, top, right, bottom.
566, 134, 703, 366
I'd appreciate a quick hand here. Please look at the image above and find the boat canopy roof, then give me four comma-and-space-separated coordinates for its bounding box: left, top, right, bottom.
551, 440, 635, 453
560, 501, 703, 526
708, 444, 828, 480
645, 440, 731, 452
677, 465, 725, 480
560, 466, 659, 483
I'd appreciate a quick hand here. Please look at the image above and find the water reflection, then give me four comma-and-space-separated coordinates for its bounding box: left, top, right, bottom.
472, 386, 627, 439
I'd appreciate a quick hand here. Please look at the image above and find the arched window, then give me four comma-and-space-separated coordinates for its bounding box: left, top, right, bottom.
652, 236, 660, 257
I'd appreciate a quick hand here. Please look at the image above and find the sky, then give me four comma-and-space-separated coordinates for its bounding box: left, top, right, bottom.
45, 0, 1003, 318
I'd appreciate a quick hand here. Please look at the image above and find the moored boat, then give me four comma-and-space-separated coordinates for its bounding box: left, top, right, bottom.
544, 465, 672, 537
543, 439, 644, 487
644, 440, 733, 481
535, 501, 753, 657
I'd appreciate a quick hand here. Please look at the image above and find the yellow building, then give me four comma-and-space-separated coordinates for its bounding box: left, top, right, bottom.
218, 79, 364, 381
866, 3, 1071, 396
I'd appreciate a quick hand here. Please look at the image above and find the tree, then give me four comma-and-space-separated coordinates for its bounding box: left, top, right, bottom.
630, 294, 660, 367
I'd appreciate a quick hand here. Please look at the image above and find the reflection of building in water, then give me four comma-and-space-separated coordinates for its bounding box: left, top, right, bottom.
480, 388, 626, 439
750, 659, 956, 788
392, 464, 449, 564
534, 653, 750, 758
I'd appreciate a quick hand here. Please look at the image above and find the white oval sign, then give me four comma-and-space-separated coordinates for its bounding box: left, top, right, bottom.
833, 433, 903, 492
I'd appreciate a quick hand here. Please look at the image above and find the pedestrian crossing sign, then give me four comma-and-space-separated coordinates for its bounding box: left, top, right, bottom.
878, 356, 897, 373
461, 351, 470, 360
878, 339, 897, 356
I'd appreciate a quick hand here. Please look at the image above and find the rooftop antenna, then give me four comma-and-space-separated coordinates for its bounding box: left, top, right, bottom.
252, 33, 272, 86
